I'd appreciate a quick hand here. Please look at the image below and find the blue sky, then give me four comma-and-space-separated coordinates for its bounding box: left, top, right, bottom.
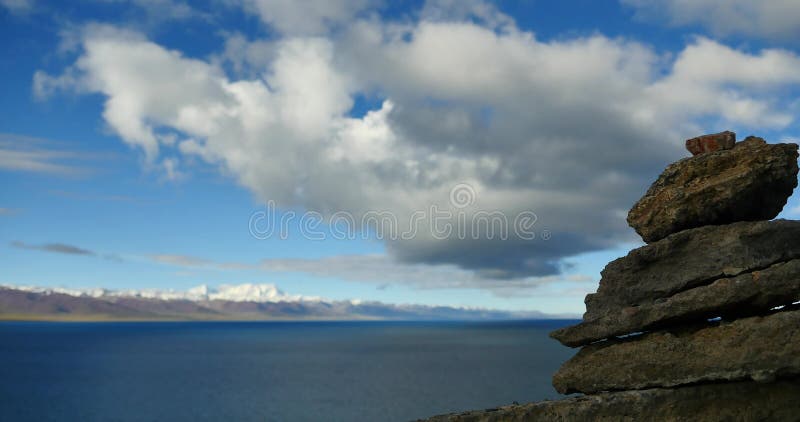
2, 0, 800, 314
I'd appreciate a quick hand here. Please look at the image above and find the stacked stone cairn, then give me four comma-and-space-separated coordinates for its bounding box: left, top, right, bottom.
428, 132, 800, 421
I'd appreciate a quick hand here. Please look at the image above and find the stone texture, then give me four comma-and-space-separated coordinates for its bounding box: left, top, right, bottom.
584, 219, 800, 321
553, 309, 800, 394
627, 137, 798, 243
685, 130, 735, 155
552, 258, 800, 347
423, 379, 800, 422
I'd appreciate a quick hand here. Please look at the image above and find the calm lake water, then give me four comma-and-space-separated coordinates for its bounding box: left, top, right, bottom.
0, 320, 577, 421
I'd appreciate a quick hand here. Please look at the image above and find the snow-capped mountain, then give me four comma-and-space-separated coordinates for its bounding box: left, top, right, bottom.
3, 283, 319, 303
0, 283, 575, 321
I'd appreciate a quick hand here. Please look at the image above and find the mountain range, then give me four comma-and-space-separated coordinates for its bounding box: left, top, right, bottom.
0, 284, 572, 321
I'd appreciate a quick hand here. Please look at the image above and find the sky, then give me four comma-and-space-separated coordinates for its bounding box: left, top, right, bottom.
2, 0, 800, 314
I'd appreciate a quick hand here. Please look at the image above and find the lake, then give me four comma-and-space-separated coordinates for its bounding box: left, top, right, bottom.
0, 320, 577, 421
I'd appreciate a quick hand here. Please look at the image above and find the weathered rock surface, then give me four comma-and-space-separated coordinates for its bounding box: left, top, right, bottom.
553, 309, 800, 394
584, 219, 800, 320
553, 258, 800, 347
627, 137, 798, 243
423, 379, 800, 422
685, 130, 736, 155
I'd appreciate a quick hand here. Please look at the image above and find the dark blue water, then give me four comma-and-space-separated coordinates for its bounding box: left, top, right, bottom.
0, 320, 577, 421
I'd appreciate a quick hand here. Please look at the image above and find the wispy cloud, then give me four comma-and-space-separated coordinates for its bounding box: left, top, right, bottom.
787, 204, 800, 217
10, 240, 125, 262
623, 0, 800, 41
0, 0, 34, 14
143, 251, 595, 297
149, 254, 211, 267
8, 237, 594, 297
49, 190, 150, 203
103, 253, 125, 262
147, 253, 251, 270
258, 254, 595, 297
0, 208, 20, 216
0, 133, 94, 176
11, 241, 95, 256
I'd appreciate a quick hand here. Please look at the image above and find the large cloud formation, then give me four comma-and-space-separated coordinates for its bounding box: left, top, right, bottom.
34, 1, 800, 283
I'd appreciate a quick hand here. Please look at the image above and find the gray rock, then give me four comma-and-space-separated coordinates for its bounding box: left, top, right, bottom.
422, 379, 800, 422
553, 309, 800, 394
627, 137, 798, 243
584, 219, 800, 321
552, 258, 800, 347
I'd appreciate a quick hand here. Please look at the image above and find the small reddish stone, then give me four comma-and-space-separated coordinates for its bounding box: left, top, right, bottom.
685, 131, 736, 156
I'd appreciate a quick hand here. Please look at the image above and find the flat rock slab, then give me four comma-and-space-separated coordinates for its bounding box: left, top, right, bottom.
553, 309, 800, 394
685, 130, 736, 155
627, 137, 797, 243
553, 258, 800, 347
422, 379, 800, 422
584, 219, 800, 321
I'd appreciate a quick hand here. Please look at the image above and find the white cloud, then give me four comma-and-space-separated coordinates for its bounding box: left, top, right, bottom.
646, 37, 800, 127
622, 0, 800, 40
34, 15, 800, 282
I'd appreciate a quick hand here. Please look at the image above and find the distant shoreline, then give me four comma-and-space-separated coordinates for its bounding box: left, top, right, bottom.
0, 314, 581, 323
